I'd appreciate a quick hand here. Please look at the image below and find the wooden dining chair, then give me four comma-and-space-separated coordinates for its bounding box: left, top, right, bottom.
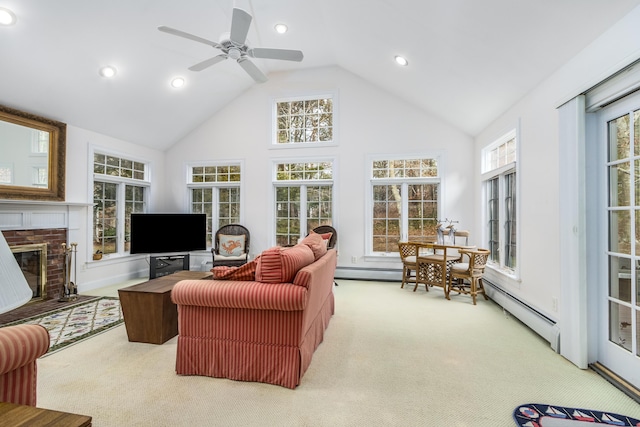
446, 248, 491, 304
398, 242, 419, 289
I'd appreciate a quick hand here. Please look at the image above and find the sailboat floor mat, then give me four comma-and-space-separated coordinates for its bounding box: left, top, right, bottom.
514, 403, 640, 426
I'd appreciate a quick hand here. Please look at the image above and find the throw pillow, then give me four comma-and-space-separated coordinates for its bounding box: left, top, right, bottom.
299, 232, 327, 260
219, 234, 246, 256
211, 259, 258, 281
255, 244, 315, 283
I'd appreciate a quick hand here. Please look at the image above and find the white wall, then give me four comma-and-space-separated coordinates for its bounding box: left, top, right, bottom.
64, 125, 166, 291
474, 6, 640, 323
164, 66, 474, 271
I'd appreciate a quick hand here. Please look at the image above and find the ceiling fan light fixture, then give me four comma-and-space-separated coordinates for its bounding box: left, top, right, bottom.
0, 7, 17, 26
274, 23, 288, 34
99, 65, 117, 78
170, 77, 185, 88
394, 55, 408, 66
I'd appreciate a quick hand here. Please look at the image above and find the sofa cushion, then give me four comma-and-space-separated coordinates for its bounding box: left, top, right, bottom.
256, 244, 315, 283
219, 234, 246, 256
299, 232, 328, 260
211, 258, 258, 280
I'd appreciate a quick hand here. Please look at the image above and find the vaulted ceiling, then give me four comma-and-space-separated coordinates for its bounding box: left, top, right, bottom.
1, 0, 639, 150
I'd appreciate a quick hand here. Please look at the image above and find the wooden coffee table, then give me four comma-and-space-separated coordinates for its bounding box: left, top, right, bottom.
118, 270, 212, 344
0, 402, 91, 426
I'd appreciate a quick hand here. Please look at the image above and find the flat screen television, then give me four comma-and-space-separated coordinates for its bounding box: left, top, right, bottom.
129, 213, 207, 254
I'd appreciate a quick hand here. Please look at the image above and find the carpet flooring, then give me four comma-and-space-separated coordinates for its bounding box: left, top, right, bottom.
36, 280, 640, 427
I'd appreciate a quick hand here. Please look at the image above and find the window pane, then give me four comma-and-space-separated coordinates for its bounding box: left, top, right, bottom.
504, 172, 517, 269
609, 114, 631, 162
93, 181, 118, 254
275, 97, 333, 144
486, 178, 499, 263
610, 163, 631, 207
609, 301, 632, 352
610, 210, 631, 254
124, 185, 146, 251
372, 185, 402, 252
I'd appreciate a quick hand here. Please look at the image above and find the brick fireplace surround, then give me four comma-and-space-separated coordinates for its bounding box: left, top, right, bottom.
3, 228, 67, 300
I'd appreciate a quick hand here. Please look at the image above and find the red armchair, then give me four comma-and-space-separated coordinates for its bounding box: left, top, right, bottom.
0, 324, 50, 406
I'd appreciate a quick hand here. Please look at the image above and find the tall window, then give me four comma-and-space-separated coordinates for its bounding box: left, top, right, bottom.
273, 161, 333, 246
93, 153, 149, 256
369, 157, 440, 254
188, 163, 242, 248
273, 95, 334, 145
482, 130, 518, 272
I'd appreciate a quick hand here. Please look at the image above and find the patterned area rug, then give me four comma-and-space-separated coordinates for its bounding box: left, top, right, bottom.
514, 403, 640, 426
1, 297, 123, 355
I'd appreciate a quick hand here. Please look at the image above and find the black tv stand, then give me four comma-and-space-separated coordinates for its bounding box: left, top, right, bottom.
149, 254, 190, 279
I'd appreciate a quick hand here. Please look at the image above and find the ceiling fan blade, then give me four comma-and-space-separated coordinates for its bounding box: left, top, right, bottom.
229, 8, 252, 46
237, 58, 267, 83
249, 48, 304, 62
158, 26, 221, 49
189, 54, 227, 71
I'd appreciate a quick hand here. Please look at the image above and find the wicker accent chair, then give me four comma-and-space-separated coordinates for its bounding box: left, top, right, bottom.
398, 242, 419, 289
0, 324, 50, 406
311, 225, 337, 249
212, 224, 250, 267
446, 248, 491, 305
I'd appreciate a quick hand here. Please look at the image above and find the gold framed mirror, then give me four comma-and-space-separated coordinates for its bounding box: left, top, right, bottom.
0, 104, 66, 201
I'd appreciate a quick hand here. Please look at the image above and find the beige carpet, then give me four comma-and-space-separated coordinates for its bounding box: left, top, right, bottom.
37, 280, 640, 426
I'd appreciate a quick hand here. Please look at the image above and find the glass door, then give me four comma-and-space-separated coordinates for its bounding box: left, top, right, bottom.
598, 91, 640, 388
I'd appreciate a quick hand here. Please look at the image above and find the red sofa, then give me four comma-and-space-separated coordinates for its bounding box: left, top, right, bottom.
172, 242, 337, 389
0, 324, 50, 406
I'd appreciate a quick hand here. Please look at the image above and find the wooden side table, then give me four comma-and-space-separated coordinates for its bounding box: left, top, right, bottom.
0, 402, 91, 427
118, 270, 212, 344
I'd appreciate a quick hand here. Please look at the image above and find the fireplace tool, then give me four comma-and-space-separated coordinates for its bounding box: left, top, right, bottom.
59, 242, 78, 302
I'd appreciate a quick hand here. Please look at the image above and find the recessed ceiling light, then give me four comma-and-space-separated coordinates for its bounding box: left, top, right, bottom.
0, 7, 17, 26
394, 55, 408, 66
99, 66, 117, 78
170, 77, 185, 88
274, 23, 288, 34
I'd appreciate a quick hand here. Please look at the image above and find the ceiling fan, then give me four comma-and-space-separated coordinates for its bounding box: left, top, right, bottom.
158, 7, 304, 83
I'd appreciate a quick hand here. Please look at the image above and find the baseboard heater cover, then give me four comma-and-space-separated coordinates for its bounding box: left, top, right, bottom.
335, 267, 402, 282
484, 280, 561, 353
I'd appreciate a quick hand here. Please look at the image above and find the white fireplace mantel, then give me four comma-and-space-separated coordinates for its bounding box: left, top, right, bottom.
0, 200, 93, 231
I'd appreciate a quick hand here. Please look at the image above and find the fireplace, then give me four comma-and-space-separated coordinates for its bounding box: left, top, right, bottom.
2, 228, 67, 300
10, 243, 47, 300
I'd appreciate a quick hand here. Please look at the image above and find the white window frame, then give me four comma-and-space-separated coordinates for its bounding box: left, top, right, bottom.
89, 147, 150, 260
270, 91, 339, 149
365, 154, 443, 259
481, 127, 520, 283
186, 160, 244, 249
270, 157, 336, 246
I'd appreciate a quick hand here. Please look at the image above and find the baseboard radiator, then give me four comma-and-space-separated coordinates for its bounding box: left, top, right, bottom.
483, 280, 561, 353
335, 267, 402, 282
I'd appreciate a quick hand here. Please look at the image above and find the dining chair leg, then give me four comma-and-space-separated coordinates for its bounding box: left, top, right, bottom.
470, 277, 477, 305
478, 278, 489, 301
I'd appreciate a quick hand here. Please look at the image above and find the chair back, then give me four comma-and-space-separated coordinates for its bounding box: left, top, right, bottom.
312, 225, 337, 249
214, 224, 250, 256
466, 248, 490, 275
398, 242, 418, 261
454, 230, 470, 245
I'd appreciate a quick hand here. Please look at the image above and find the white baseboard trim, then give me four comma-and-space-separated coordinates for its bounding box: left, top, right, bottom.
78, 269, 148, 293
484, 280, 561, 353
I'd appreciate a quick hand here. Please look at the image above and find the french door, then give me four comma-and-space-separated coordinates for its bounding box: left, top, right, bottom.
598, 91, 640, 388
